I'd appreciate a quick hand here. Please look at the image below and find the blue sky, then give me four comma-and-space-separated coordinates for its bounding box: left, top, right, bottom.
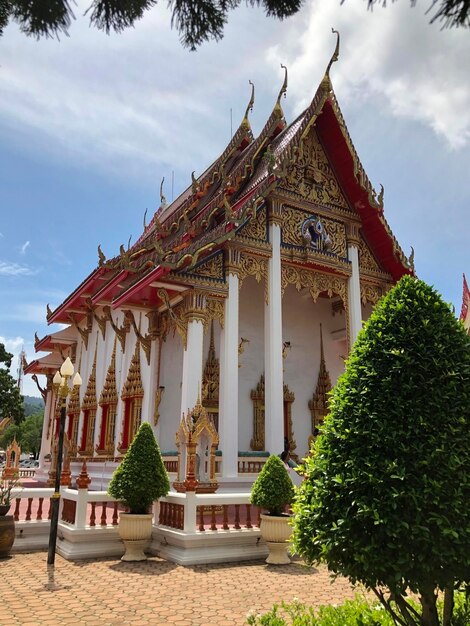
0, 0, 469, 396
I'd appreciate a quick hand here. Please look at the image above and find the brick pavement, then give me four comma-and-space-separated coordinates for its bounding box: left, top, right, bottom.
0, 552, 361, 626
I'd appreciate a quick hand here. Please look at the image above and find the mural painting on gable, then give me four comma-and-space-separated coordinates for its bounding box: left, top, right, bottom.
280, 130, 349, 210
281, 206, 347, 259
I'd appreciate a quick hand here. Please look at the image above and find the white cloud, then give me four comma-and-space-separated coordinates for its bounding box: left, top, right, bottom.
20, 241, 30, 255
266, 0, 470, 150
0, 261, 36, 276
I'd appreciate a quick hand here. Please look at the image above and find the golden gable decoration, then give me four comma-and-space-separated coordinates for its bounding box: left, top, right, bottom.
281, 129, 349, 209
237, 205, 267, 241
282, 206, 347, 258
358, 233, 382, 275
189, 253, 224, 282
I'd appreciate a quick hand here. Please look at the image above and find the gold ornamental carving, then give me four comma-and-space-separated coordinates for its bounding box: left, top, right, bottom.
190, 253, 224, 281
206, 298, 224, 330
249, 374, 296, 456
280, 265, 347, 303
121, 341, 144, 401
360, 282, 391, 306
238, 205, 267, 241
281, 129, 348, 210
239, 253, 268, 304
358, 233, 383, 274
282, 206, 347, 258
201, 320, 220, 431
308, 324, 332, 448
158, 288, 188, 349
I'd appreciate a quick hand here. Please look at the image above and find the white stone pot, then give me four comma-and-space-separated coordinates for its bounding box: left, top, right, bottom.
118, 513, 153, 561
260, 513, 292, 565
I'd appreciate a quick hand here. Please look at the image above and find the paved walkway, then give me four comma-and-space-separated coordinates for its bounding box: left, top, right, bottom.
0, 552, 360, 626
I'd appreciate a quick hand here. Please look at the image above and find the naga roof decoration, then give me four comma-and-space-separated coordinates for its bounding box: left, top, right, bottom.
45, 31, 410, 327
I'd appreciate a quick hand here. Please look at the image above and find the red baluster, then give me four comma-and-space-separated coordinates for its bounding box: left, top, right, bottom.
14, 498, 21, 521
223, 505, 229, 530
246, 504, 252, 529
100, 502, 107, 526
234, 504, 241, 529
90, 502, 96, 526
37, 497, 44, 521
210, 506, 217, 531
112, 502, 119, 525
25, 497, 33, 521
198, 506, 205, 532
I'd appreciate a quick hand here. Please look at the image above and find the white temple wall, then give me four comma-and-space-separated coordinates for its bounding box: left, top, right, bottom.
238, 276, 265, 451
158, 326, 184, 452
282, 286, 347, 460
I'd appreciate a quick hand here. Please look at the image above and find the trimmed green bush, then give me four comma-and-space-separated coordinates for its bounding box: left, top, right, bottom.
292, 276, 470, 626
245, 593, 470, 626
108, 422, 170, 514
251, 454, 295, 516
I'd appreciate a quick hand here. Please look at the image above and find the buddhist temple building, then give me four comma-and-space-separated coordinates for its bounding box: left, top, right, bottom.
25, 35, 414, 488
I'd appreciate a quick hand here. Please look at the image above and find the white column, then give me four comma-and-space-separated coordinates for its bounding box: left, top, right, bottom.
180, 317, 204, 417
264, 212, 284, 455
347, 243, 363, 345
219, 271, 239, 478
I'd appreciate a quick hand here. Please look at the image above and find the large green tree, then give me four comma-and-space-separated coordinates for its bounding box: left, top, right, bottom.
0, 343, 24, 426
292, 276, 470, 626
0, 1, 467, 44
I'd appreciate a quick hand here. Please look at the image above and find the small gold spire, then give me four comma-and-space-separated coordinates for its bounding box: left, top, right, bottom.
274, 64, 288, 117
241, 80, 255, 130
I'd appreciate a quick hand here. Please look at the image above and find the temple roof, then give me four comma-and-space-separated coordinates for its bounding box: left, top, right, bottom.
46, 34, 411, 325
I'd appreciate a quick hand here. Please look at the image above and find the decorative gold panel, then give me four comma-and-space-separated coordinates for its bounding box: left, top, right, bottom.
308, 324, 331, 448
281, 265, 347, 302
360, 282, 388, 305
238, 206, 267, 241
249, 374, 296, 456
281, 206, 347, 258
281, 129, 349, 209
358, 233, 382, 274
239, 253, 268, 304
190, 253, 224, 281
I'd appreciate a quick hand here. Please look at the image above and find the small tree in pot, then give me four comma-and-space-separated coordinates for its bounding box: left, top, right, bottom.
108, 422, 169, 561
251, 454, 295, 564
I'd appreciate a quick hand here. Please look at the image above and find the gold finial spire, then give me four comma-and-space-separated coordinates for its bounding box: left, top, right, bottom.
241, 80, 255, 130
323, 28, 340, 83
274, 64, 288, 117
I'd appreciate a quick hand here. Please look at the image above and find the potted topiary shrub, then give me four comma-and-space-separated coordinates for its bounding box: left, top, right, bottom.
250, 454, 295, 565
108, 422, 170, 561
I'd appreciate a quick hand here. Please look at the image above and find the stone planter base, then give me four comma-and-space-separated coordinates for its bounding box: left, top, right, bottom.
260, 514, 292, 565
118, 513, 153, 562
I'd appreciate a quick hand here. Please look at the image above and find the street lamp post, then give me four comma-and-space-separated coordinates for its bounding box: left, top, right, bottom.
47, 356, 81, 567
